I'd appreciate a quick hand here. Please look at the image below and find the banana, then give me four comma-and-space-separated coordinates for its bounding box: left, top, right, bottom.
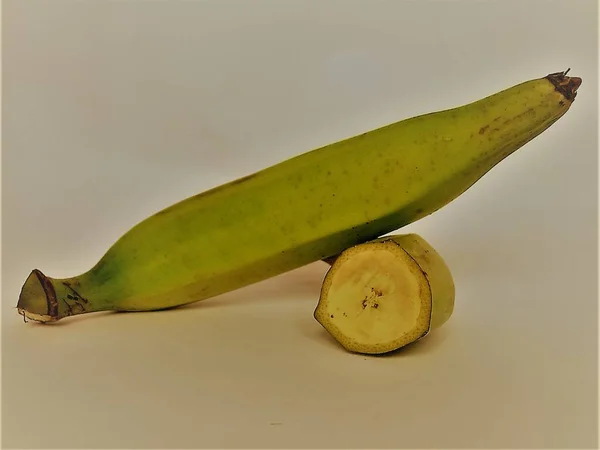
17, 70, 581, 323
315, 233, 455, 354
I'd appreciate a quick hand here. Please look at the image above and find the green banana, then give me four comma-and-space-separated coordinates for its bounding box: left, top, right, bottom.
17, 70, 581, 323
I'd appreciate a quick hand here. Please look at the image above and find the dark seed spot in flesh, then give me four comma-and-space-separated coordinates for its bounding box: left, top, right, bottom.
479, 125, 490, 134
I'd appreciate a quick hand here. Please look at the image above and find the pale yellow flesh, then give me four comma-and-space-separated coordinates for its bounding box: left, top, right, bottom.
315, 241, 432, 354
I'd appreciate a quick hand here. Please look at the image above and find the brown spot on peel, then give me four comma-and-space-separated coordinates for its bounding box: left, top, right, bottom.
226, 172, 258, 187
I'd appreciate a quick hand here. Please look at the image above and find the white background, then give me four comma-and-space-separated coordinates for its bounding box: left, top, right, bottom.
2, 0, 598, 448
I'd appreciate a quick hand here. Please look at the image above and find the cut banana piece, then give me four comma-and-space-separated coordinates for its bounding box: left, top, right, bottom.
315, 234, 455, 354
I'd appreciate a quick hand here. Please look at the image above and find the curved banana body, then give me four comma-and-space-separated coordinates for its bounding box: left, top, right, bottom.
17, 71, 581, 322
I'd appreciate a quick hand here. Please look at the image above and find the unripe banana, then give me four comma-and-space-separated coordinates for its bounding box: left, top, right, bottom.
315, 233, 455, 354
17, 70, 581, 323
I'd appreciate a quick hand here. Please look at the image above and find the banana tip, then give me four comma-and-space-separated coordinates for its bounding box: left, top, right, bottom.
17, 269, 59, 323
546, 70, 582, 101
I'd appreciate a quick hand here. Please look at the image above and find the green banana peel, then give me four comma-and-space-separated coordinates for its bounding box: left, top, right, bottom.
17, 70, 581, 323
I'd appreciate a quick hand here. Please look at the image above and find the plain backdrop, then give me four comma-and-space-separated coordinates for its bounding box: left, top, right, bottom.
2, 0, 598, 448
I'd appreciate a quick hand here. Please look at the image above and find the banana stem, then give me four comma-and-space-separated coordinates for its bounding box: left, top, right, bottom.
17, 269, 107, 323
546, 70, 582, 101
